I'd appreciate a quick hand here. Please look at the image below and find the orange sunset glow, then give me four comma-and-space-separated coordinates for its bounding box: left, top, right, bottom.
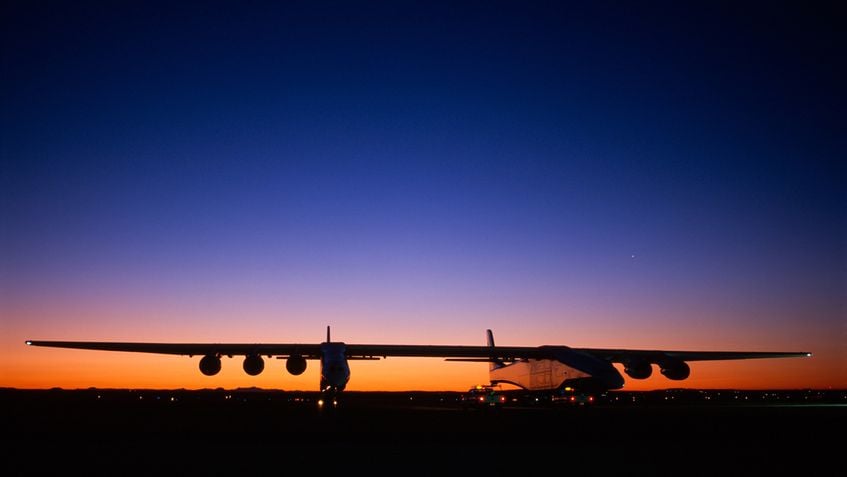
3, 297, 843, 390
2, 1, 844, 393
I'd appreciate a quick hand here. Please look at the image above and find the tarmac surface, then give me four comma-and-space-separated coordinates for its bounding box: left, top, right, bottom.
2, 388, 843, 474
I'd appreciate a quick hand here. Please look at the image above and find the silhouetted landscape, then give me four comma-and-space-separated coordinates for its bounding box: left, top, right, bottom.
3, 388, 843, 473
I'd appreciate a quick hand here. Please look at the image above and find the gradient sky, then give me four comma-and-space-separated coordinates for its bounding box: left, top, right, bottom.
2, 1, 844, 391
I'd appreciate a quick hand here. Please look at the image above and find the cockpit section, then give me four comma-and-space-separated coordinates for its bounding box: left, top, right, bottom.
320, 342, 350, 392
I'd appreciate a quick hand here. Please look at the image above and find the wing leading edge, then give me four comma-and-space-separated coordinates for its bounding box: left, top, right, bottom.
25, 340, 810, 362
25, 341, 325, 359
573, 348, 811, 362
24, 340, 548, 360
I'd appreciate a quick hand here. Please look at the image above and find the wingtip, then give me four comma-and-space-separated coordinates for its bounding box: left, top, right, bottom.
25, 340, 32, 346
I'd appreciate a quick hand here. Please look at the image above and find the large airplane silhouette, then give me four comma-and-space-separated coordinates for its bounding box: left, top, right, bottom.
26, 327, 810, 393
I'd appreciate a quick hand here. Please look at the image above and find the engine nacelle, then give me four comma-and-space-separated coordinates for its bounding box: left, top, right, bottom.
199, 355, 221, 376
286, 355, 307, 375
243, 355, 265, 376
624, 359, 652, 379
659, 360, 690, 380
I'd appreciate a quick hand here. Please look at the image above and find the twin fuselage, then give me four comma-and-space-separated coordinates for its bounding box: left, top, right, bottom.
24, 328, 812, 393
318, 340, 624, 394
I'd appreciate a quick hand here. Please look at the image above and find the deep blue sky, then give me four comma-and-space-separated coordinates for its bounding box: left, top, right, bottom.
1, 1, 844, 388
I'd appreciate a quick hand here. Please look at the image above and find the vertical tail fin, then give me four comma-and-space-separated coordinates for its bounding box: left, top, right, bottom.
326, 326, 331, 343
486, 329, 505, 371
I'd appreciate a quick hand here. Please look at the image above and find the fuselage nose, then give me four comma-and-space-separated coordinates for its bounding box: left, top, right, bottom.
550, 347, 626, 390
320, 342, 351, 390
325, 363, 350, 382
321, 363, 350, 392
600, 367, 626, 390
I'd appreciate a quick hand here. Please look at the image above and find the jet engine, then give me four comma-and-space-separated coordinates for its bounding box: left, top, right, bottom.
243, 354, 265, 376
199, 355, 221, 376
286, 355, 307, 375
623, 359, 652, 379
659, 359, 690, 380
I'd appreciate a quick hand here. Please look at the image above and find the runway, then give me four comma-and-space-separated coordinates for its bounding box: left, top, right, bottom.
3, 388, 843, 474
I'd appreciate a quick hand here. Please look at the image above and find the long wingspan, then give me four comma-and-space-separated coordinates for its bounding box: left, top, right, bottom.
25, 340, 810, 362
24, 340, 547, 360
25, 341, 325, 359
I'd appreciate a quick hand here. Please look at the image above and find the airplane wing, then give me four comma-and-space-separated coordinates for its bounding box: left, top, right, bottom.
26, 337, 810, 392
573, 348, 811, 362
26, 340, 809, 362
344, 344, 547, 360
25, 341, 326, 359
344, 345, 812, 365
24, 340, 547, 361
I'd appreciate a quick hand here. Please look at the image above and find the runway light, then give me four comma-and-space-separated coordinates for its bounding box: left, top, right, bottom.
318, 399, 324, 407
332, 400, 338, 406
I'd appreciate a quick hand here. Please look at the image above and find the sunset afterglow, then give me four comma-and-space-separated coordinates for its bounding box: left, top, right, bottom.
2, 2, 843, 391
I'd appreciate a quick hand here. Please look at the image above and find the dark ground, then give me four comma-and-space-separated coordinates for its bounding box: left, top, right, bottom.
2, 388, 843, 475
